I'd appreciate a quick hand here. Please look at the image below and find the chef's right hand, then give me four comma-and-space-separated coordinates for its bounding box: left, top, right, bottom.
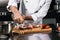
13, 13, 24, 24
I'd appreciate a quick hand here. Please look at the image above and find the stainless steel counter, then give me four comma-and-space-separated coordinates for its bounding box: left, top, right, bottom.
0, 32, 60, 40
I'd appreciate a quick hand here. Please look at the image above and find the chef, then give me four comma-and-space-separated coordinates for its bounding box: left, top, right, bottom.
7, 0, 52, 40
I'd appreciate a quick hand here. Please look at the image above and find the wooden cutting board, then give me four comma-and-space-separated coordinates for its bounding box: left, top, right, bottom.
12, 27, 52, 35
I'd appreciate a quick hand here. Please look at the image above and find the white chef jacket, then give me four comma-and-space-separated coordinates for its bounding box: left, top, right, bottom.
7, 0, 52, 22
7, 0, 52, 40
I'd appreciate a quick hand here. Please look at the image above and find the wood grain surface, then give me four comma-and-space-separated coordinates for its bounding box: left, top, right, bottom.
12, 27, 52, 35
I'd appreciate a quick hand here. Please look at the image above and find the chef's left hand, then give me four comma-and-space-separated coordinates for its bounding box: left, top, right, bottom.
22, 15, 33, 20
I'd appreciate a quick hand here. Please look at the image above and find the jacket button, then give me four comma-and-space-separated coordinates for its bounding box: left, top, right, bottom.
26, 1, 28, 2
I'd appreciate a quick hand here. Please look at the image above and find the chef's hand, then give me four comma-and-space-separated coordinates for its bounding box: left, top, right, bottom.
13, 13, 24, 23
22, 15, 33, 20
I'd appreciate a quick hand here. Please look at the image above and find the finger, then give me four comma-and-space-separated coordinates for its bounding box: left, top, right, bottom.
19, 18, 24, 24
15, 26, 20, 29
17, 19, 21, 23
13, 18, 20, 23
13, 17, 17, 21
15, 18, 23, 24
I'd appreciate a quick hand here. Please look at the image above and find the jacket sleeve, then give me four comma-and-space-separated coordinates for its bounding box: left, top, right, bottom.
31, 0, 52, 22
7, 0, 19, 12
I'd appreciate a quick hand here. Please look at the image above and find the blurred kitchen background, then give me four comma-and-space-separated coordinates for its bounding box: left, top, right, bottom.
0, 0, 60, 40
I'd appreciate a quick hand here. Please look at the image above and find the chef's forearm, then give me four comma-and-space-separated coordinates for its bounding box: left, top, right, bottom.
10, 6, 21, 15
25, 16, 33, 20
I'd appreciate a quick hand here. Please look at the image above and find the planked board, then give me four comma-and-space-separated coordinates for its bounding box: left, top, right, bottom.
12, 27, 52, 35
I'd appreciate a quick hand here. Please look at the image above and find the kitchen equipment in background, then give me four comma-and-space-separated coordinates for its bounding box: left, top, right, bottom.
0, 0, 9, 7
0, 21, 13, 35
0, 35, 8, 40
0, 22, 2, 34
56, 23, 60, 32
54, 0, 60, 12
